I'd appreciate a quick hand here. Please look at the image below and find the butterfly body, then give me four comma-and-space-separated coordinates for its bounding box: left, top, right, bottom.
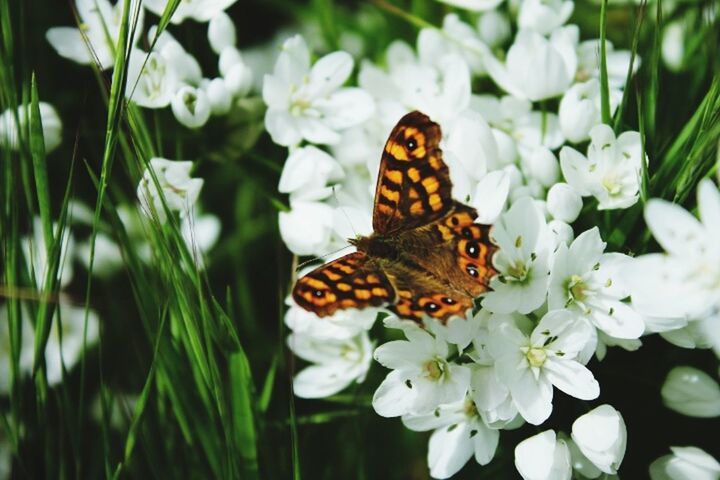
292, 111, 497, 323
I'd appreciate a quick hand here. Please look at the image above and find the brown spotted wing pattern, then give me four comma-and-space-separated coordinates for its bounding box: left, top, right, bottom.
292, 111, 497, 323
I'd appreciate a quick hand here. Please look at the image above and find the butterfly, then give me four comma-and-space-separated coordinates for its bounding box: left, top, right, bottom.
292, 111, 497, 323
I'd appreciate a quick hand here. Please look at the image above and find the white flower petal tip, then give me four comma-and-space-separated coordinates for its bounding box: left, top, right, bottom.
661, 366, 720, 418
0, 102, 63, 153
571, 404, 627, 475
515, 430, 572, 480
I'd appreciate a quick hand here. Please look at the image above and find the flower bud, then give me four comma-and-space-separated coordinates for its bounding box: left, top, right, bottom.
0, 102, 62, 153
548, 219, 574, 247
207, 12, 236, 55
650, 447, 720, 480
477, 10, 511, 48
219, 46, 243, 77
525, 147, 560, 187
278, 201, 334, 256
225, 63, 253, 97
661, 366, 720, 418
662, 21, 685, 72
515, 430, 572, 480
171, 86, 211, 129
547, 182, 582, 223
571, 405, 627, 475
205, 77, 232, 115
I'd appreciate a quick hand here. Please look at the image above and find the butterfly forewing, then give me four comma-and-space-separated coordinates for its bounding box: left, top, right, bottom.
372, 111, 454, 235
292, 252, 396, 317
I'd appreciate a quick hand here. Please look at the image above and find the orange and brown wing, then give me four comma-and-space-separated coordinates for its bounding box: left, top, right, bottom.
372, 111, 454, 235
292, 252, 396, 317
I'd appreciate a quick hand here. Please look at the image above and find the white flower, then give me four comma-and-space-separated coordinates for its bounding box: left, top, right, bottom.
477, 10, 511, 48
143, 0, 238, 24
288, 331, 373, 398
207, 12, 236, 54
417, 14, 488, 75
488, 310, 600, 425
576, 39, 638, 89
204, 77, 232, 115
263, 35, 374, 147
137, 158, 204, 223
46, 0, 144, 70
662, 21, 686, 72
560, 124, 645, 210
171, 86, 212, 128
470, 170, 510, 224
483, 26, 578, 101
436, 0, 503, 11
549, 228, 644, 339
126, 29, 204, 109
571, 404, 627, 474
472, 95, 565, 158
482, 197, 552, 315
0, 303, 99, 391
76, 233, 123, 278
21, 217, 75, 289
661, 366, 720, 418
514, 430, 572, 480
402, 398, 500, 479
180, 212, 221, 268
278, 201, 334, 256
517, 0, 574, 36
650, 447, 720, 480
220, 47, 254, 97
278, 146, 345, 202
0, 102, 63, 153
372, 327, 471, 417
559, 79, 622, 143
523, 147, 560, 189
45, 306, 100, 385
548, 219, 574, 248
546, 183, 582, 223
285, 298, 377, 341
622, 180, 720, 325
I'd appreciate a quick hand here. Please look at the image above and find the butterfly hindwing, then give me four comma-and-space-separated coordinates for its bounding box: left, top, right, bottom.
292, 252, 396, 317
373, 111, 454, 235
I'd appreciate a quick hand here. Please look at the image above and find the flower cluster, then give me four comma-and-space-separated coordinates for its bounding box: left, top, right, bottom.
267, 1, 720, 478
46, 0, 252, 129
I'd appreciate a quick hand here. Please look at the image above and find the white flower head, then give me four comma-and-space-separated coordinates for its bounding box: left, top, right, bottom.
650, 446, 720, 480
559, 79, 622, 143
549, 227, 644, 339
661, 366, 720, 418
417, 14, 489, 76
278, 146, 345, 202
546, 182, 582, 223
278, 200, 335, 256
21, 217, 76, 289
284, 296, 378, 341
263, 35, 374, 147
571, 404, 627, 474
137, 158, 204, 223
514, 430, 572, 480
436, 0, 504, 11
576, 39, 639, 89
482, 197, 552, 315
372, 327, 471, 417
483, 26, 578, 102
144, 0, 238, 24
517, 0, 574, 36
560, 124, 645, 210
488, 310, 600, 425
288, 331, 373, 398
171, 86, 212, 128
0, 102, 63, 153
402, 397, 500, 479
622, 180, 720, 330
46, 0, 145, 70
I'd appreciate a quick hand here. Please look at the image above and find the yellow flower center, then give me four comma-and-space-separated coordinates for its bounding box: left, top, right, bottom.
526, 347, 547, 368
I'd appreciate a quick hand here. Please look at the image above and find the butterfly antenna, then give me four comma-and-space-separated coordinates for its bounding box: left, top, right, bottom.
331, 186, 359, 239
295, 245, 355, 272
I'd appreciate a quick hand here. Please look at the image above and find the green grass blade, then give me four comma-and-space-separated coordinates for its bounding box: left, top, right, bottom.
28, 73, 52, 250
598, 0, 611, 125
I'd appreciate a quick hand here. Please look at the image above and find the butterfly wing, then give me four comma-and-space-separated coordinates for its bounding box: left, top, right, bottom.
372, 111, 454, 235
292, 252, 396, 317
